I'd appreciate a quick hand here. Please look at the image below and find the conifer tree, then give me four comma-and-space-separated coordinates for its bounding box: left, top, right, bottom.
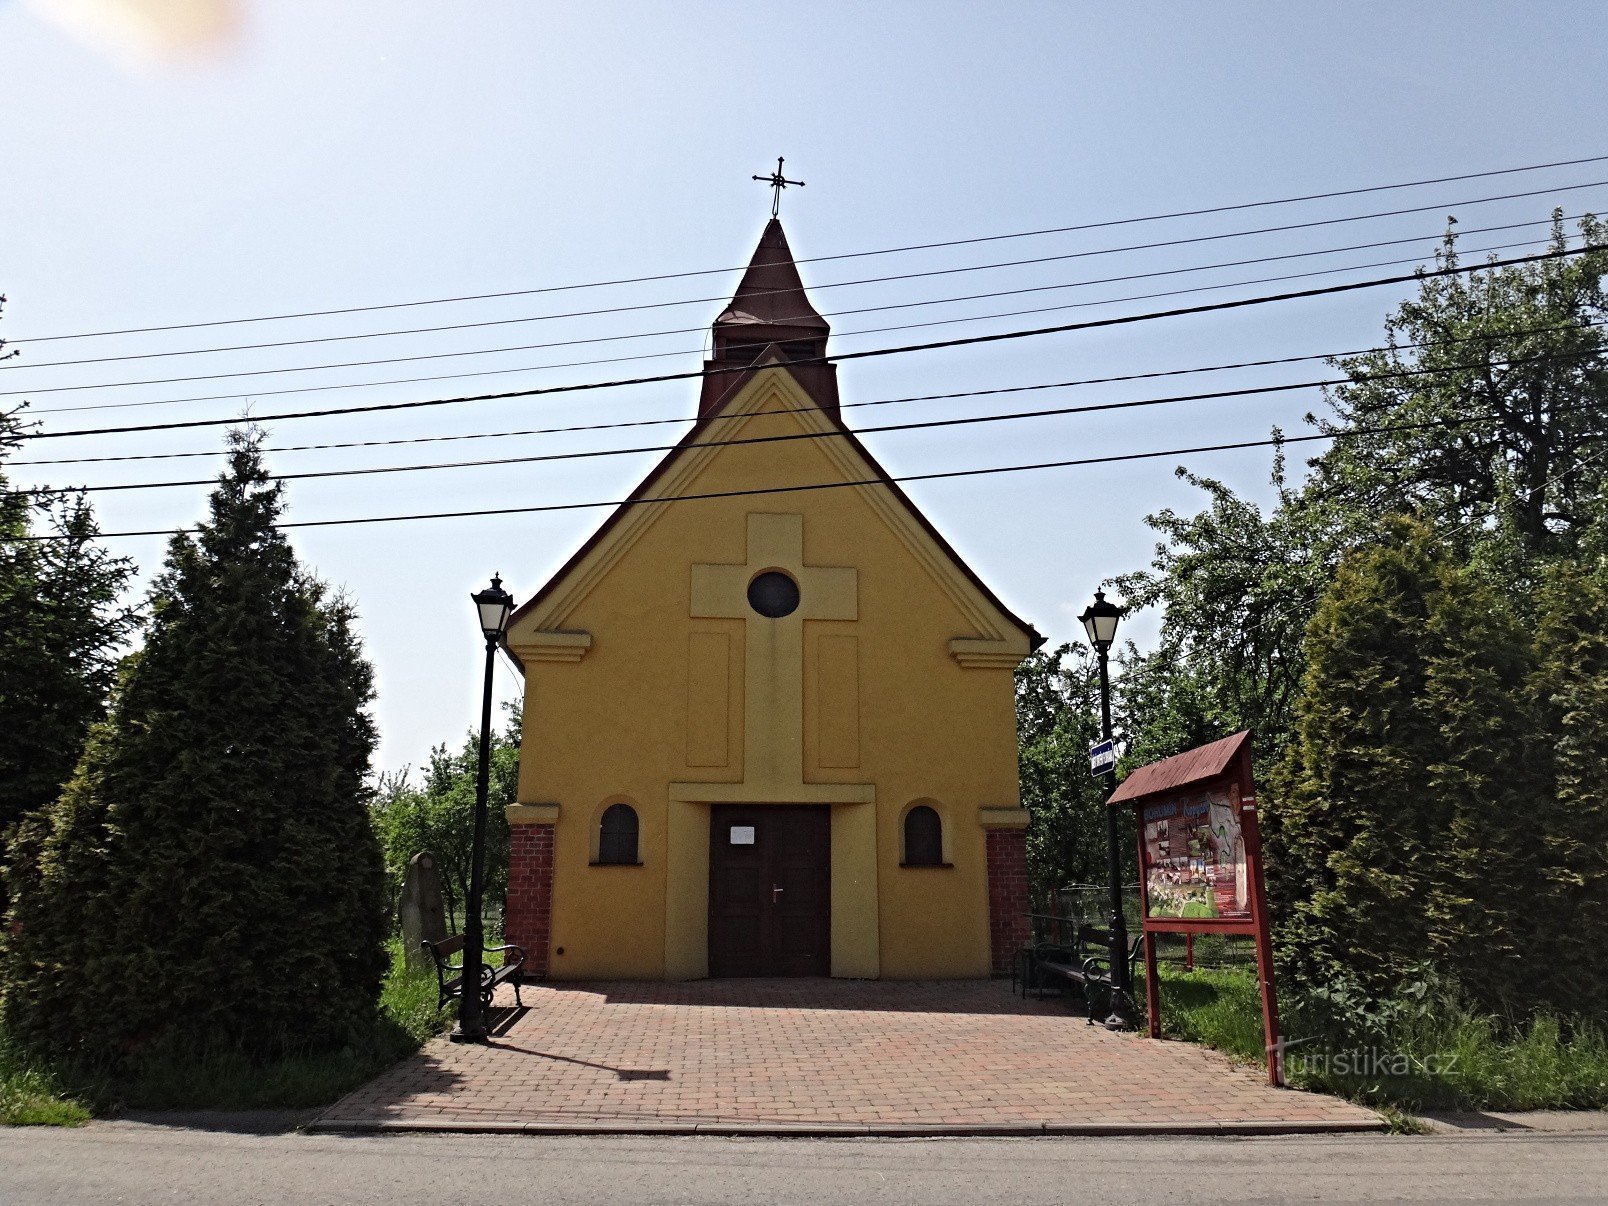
0, 296, 137, 849
1, 430, 387, 1065
1526, 557, 1608, 1017
0, 475, 138, 845
1273, 517, 1539, 1014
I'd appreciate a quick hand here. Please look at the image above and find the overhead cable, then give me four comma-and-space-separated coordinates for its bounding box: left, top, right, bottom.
21, 244, 1602, 441
20, 152, 1607, 343
20, 347, 1600, 496
8, 203, 1597, 373
20, 315, 1604, 467
11, 411, 1548, 541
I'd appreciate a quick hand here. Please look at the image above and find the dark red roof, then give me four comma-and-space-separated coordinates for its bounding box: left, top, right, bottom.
715, 219, 829, 331
1107, 731, 1251, 805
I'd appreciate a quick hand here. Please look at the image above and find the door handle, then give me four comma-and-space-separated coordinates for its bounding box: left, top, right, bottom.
772, 886, 784, 903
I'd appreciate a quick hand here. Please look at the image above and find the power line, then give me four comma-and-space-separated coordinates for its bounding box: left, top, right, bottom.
6, 181, 1601, 397
18, 225, 1567, 414
22, 348, 1599, 496
8, 203, 1596, 374
11, 412, 1546, 542
23, 244, 1602, 442
20, 152, 1608, 344
23, 316, 1604, 468
29, 219, 1594, 418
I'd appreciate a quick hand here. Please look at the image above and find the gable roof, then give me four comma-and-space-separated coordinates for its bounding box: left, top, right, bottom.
506, 219, 1040, 663
504, 349, 1042, 657
1107, 731, 1252, 806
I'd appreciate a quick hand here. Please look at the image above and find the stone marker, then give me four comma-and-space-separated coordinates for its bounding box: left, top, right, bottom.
400, 851, 448, 971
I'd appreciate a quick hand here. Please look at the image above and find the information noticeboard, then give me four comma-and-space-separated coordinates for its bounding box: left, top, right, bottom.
1108, 730, 1285, 1086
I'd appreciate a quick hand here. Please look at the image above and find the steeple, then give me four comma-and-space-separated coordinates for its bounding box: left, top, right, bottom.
712, 218, 829, 356
700, 219, 839, 418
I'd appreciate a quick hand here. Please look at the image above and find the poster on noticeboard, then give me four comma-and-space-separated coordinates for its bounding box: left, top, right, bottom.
1139, 787, 1251, 921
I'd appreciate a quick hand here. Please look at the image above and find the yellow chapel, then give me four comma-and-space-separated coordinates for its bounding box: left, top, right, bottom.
501, 219, 1042, 980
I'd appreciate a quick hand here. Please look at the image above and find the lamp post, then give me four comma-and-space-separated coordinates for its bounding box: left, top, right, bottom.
1078, 588, 1136, 1031
452, 573, 516, 1044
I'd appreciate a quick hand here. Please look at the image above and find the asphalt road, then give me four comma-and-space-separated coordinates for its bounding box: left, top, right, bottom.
3, 1121, 1607, 1204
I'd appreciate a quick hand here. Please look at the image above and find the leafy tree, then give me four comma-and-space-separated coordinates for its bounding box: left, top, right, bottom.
1113, 447, 1333, 765
1116, 643, 1239, 768
0, 430, 387, 1067
1271, 517, 1542, 1014
1118, 214, 1607, 774
1097, 214, 1608, 1021
1015, 643, 1137, 905
371, 707, 519, 932
1312, 213, 1608, 570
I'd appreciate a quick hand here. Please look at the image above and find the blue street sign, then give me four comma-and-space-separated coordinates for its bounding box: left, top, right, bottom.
1089, 739, 1117, 776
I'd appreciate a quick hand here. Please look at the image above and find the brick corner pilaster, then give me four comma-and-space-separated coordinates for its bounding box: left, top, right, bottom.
984, 827, 1031, 976
504, 822, 554, 978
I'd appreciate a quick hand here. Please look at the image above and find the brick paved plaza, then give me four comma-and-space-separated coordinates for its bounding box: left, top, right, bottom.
315, 980, 1381, 1134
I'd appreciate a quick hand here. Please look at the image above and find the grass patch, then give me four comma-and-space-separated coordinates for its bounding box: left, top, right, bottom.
1374, 1106, 1433, 1134
0, 938, 448, 1122
1149, 964, 1268, 1063
1145, 963, 1608, 1114
0, 1047, 91, 1126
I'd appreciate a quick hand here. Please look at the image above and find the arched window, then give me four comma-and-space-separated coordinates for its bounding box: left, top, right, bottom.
902, 805, 944, 867
597, 803, 640, 865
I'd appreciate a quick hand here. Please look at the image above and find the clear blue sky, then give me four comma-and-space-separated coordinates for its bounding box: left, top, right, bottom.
3, 2, 1606, 774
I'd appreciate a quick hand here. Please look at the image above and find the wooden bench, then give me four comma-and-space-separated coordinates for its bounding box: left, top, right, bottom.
1018, 919, 1143, 1024
421, 934, 526, 1013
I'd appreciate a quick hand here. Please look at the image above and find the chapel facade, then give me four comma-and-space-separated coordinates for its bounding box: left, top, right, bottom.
502, 219, 1041, 980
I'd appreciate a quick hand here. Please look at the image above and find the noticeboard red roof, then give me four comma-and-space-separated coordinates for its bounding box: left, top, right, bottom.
1107, 730, 1251, 806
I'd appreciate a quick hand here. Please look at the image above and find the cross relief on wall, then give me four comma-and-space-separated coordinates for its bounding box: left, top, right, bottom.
690, 513, 856, 795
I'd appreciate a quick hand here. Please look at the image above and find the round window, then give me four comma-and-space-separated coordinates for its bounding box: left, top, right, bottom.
747, 571, 800, 618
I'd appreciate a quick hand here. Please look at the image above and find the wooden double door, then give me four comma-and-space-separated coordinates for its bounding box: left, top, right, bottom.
708, 805, 831, 977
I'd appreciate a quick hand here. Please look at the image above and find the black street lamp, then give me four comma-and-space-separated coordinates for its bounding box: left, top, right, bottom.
1078, 588, 1136, 1031
452, 573, 516, 1044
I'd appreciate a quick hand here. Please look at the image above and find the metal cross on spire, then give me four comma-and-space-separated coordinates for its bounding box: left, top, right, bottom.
752, 156, 805, 218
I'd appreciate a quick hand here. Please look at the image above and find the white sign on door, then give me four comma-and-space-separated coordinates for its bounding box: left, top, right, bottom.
729, 826, 756, 845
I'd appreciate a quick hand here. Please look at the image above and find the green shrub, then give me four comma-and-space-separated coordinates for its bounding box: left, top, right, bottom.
371, 713, 519, 932
1525, 560, 1608, 1015
1015, 644, 1134, 902
1272, 517, 1550, 1016
0, 431, 389, 1070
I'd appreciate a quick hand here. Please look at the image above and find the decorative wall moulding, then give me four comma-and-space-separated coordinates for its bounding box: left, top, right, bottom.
511, 631, 593, 664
